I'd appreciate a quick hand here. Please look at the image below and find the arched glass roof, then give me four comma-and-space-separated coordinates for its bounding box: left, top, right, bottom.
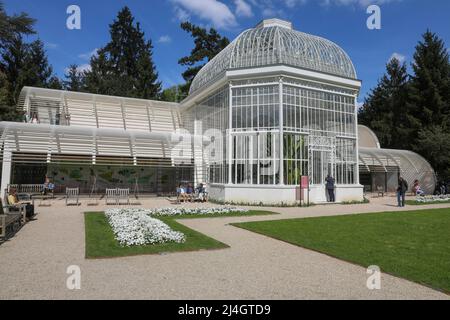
190, 19, 357, 95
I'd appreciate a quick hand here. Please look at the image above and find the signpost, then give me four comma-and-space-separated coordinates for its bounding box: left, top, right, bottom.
300, 176, 310, 206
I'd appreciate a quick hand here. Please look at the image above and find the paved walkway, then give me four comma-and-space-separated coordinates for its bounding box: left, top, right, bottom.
0, 196, 449, 300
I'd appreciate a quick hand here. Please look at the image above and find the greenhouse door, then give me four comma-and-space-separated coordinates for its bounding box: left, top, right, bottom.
311, 150, 334, 185
308, 136, 336, 202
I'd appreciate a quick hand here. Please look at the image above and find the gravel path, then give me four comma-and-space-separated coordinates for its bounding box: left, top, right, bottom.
0, 196, 448, 300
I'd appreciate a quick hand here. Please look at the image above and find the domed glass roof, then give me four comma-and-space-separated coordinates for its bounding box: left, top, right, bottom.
189, 19, 357, 95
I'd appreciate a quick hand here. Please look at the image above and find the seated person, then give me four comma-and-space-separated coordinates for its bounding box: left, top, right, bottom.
198, 183, 208, 202
7, 189, 35, 219
177, 185, 188, 202
48, 181, 55, 196
186, 184, 194, 202
413, 180, 425, 196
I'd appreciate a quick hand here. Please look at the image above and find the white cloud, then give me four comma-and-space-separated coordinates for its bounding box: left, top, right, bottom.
65, 64, 91, 75
357, 101, 364, 110
158, 35, 172, 44
171, 0, 237, 29
234, 0, 253, 17
174, 6, 190, 21
45, 42, 59, 49
320, 0, 401, 7
78, 48, 98, 61
389, 52, 406, 63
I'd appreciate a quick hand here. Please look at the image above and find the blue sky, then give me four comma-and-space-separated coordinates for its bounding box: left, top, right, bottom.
3, 0, 450, 103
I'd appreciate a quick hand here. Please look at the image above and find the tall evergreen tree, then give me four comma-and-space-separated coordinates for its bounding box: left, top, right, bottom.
2, 38, 56, 105
64, 64, 85, 92
409, 30, 450, 128
409, 31, 450, 178
359, 58, 412, 149
178, 22, 230, 95
0, 1, 35, 121
84, 7, 161, 99
0, 1, 35, 49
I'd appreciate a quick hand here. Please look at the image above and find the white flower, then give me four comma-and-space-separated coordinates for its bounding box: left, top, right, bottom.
105, 208, 185, 247
149, 207, 249, 217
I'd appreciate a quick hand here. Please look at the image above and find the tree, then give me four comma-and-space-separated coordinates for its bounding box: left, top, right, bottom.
64, 64, 85, 92
84, 7, 161, 99
2, 38, 56, 105
179, 22, 229, 95
409, 30, 450, 128
0, 1, 35, 121
161, 85, 185, 103
409, 31, 450, 178
359, 58, 413, 149
0, 1, 35, 49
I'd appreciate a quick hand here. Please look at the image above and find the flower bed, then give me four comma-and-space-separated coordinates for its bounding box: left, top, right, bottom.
148, 207, 249, 217
415, 195, 450, 203
105, 209, 185, 246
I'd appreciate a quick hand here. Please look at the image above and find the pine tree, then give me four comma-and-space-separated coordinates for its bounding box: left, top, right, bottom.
410, 31, 450, 179
64, 64, 85, 92
409, 30, 450, 128
84, 7, 161, 99
0, 1, 35, 121
359, 58, 412, 149
21, 39, 53, 88
1, 35, 28, 105
179, 22, 230, 95
0, 1, 35, 49
2, 38, 57, 104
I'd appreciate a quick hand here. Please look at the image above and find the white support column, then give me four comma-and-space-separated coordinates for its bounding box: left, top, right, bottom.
1, 147, 12, 200
228, 83, 233, 185
279, 77, 284, 185
354, 95, 360, 185
193, 120, 203, 186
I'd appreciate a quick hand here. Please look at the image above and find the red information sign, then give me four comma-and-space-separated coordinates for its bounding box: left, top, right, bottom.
300, 176, 309, 189
299, 176, 309, 203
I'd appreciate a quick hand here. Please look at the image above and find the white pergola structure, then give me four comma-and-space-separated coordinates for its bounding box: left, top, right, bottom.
0, 88, 200, 198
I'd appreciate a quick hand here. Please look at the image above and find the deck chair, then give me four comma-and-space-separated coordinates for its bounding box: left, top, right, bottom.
117, 189, 130, 205
106, 189, 117, 205
65, 188, 80, 206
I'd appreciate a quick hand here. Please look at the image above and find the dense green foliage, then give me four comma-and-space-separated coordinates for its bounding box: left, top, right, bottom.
178, 22, 230, 97
359, 31, 450, 179
83, 7, 161, 99
234, 209, 450, 293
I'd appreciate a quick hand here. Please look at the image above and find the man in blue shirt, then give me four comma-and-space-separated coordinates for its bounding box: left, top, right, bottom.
325, 174, 336, 203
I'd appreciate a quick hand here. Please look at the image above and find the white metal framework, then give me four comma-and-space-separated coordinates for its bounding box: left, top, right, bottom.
0, 18, 437, 204
190, 18, 357, 95
18, 87, 182, 132
358, 126, 436, 194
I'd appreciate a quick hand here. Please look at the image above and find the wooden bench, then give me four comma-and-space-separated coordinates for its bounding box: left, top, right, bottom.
66, 188, 80, 206
1, 202, 27, 242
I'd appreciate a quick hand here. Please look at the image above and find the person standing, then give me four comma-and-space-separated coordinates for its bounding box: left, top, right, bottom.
397, 177, 408, 207
325, 174, 336, 203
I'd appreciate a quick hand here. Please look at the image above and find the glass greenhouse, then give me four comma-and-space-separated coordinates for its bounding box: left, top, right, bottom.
0, 19, 436, 204
182, 19, 363, 204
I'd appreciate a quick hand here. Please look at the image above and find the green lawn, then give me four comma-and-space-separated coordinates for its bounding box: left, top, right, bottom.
233, 208, 450, 293
166, 210, 277, 219
85, 210, 276, 259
